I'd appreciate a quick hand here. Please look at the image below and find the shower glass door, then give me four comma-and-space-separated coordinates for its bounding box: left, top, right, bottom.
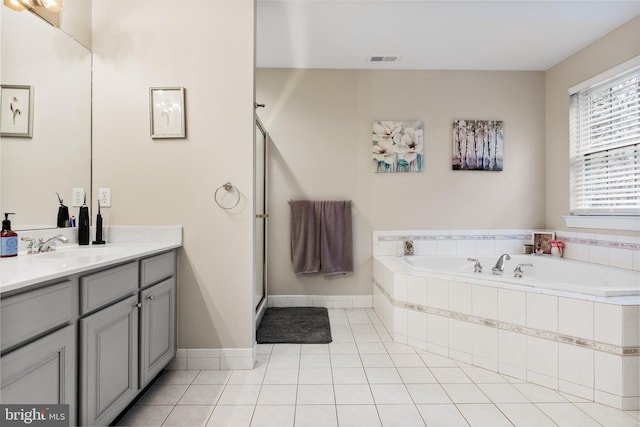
254, 118, 267, 312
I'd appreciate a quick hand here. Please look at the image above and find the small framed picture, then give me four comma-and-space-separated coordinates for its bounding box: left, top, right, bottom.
532, 231, 556, 254
149, 87, 186, 138
1, 85, 34, 138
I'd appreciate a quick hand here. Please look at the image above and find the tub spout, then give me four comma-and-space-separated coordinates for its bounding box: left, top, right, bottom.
492, 253, 511, 275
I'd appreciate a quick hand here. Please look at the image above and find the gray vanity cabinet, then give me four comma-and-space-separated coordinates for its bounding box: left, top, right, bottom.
0, 280, 78, 426
80, 294, 139, 427
139, 277, 176, 388
0, 325, 76, 426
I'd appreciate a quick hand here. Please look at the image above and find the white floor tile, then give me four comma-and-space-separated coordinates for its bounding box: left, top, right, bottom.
218, 385, 261, 406
294, 405, 337, 427
397, 367, 437, 384
456, 403, 513, 427
178, 384, 224, 405
364, 367, 403, 384
296, 384, 335, 405
129, 309, 635, 427
250, 405, 295, 427
497, 403, 557, 427
332, 367, 368, 384
263, 368, 299, 385
257, 385, 297, 405
376, 404, 426, 427
370, 384, 413, 404
536, 403, 601, 427
298, 367, 333, 384
416, 404, 469, 427
117, 405, 173, 426
162, 405, 214, 427
406, 384, 452, 404
193, 370, 232, 385
431, 367, 472, 384
334, 384, 375, 404
206, 405, 254, 427
441, 384, 491, 404
477, 383, 529, 403
336, 405, 382, 427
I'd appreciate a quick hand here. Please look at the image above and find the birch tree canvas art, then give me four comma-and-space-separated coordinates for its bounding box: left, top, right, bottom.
452, 119, 503, 171
372, 120, 424, 173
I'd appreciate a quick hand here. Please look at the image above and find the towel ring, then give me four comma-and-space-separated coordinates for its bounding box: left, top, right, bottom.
214, 182, 240, 210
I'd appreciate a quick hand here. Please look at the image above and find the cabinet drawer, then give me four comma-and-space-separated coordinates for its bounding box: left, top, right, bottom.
1, 280, 75, 351
140, 251, 176, 288
80, 262, 138, 315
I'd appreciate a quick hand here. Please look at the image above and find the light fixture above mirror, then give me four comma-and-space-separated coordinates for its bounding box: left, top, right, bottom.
3, 0, 62, 26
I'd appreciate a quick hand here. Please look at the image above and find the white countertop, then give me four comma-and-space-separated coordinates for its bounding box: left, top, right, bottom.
0, 226, 182, 294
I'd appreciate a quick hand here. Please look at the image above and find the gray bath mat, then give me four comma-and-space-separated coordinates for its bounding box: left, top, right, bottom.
257, 307, 332, 344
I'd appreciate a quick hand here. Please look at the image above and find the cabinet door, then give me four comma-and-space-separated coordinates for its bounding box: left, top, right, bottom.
80, 295, 139, 427
0, 325, 76, 426
139, 277, 176, 388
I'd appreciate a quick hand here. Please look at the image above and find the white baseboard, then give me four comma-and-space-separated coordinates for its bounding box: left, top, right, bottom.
166, 346, 256, 371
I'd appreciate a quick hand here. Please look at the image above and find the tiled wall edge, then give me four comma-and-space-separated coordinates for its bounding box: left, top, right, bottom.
166, 347, 255, 371
267, 295, 373, 309
374, 279, 639, 357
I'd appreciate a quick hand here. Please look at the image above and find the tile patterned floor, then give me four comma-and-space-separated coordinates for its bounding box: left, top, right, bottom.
118, 308, 640, 427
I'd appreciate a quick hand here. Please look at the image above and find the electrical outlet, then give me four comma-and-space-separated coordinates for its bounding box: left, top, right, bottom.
98, 188, 111, 207
72, 188, 85, 207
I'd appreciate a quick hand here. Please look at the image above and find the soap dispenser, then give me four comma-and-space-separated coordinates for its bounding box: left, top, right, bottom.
1, 213, 18, 257
78, 195, 90, 245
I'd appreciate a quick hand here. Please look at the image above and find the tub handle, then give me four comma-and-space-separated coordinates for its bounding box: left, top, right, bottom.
514, 263, 533, 278
467, 258, 483, 273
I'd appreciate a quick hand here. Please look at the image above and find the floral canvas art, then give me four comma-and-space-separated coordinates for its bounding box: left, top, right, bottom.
372, 120, 424, 173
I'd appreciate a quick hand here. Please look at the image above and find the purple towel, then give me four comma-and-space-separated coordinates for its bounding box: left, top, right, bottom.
318, 201, 353, 275
290, 200, 353, 275
290, 201, 321, 274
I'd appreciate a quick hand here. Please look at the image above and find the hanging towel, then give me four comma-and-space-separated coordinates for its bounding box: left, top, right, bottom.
290, 200, 353, 275
290, 200, 321, 274
318, 201, 353, 275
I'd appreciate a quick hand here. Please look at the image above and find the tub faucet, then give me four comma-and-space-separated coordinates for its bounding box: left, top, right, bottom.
492, 253, 511, 275
467, 258, 483, 273
39, 235, 69, 252
513, 263, 533, 278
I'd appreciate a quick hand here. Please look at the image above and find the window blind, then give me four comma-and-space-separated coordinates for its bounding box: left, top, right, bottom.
569, 65, 640, 216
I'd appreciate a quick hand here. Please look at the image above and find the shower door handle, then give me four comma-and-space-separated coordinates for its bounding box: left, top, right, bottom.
256, 214, 269, 219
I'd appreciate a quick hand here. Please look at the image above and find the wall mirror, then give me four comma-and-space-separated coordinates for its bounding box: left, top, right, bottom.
0, 4, 91, 230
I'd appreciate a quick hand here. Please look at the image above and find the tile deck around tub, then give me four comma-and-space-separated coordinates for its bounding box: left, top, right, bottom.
117, 309, 639, 427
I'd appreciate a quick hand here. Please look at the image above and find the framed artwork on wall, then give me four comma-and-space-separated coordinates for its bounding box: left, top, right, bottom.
1, 85, 34, 138
149, 87, 186, 139
372, 120, 424, 173
452, 119, 503, 171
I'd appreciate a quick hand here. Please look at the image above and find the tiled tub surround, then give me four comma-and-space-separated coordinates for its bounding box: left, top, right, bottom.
373, 229, 640, 271
373, 255, 640, 410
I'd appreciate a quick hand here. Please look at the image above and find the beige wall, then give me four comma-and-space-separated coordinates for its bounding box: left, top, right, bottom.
545, 16, 640, 234
257, 69, 546, 296
91, 0, 255, 348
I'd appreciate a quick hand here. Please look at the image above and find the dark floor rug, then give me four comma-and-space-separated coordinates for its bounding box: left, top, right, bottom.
257, 307, 332, 344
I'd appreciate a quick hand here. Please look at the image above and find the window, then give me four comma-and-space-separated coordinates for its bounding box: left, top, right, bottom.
569, 61, 640, 217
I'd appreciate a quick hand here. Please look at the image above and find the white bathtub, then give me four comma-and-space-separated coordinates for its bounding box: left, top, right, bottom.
396, 254, 640, 297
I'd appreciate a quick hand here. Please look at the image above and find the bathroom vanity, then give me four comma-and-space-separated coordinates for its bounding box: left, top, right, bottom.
0, 227, 181, 426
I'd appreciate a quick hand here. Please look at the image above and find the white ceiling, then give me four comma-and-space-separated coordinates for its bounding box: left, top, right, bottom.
256, 1, 640, 71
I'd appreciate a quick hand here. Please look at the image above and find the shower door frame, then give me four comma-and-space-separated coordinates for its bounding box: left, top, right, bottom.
254, 116, 268, 319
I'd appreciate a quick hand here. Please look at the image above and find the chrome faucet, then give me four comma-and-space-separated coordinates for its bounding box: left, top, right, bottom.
21, 236, 39, 254
513, 263, 533, 278
39, 235, 69, 252
467, 258, 483, 273
492, 253, 511, 275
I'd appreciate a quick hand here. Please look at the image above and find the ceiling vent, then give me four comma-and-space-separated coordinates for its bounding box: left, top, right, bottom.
367, 55, 400, 63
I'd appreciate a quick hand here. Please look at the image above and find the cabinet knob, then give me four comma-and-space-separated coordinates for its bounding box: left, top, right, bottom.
134, 302, 142, 308
146, 295, 155, 300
